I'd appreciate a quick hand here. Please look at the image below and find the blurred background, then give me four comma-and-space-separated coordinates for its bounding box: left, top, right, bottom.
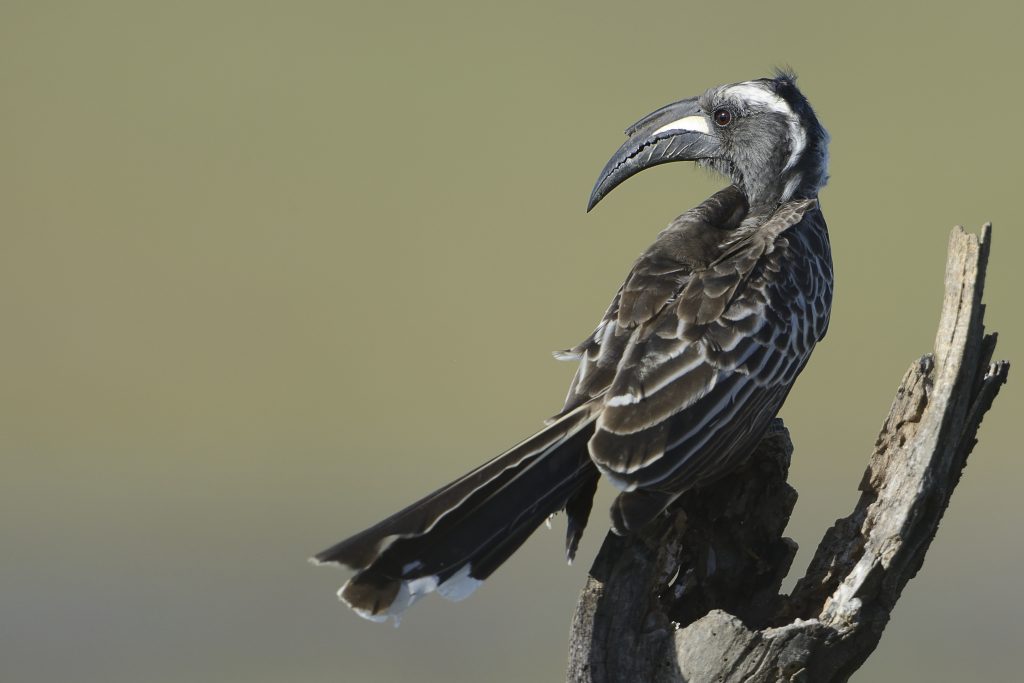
1, 2, 1020, 681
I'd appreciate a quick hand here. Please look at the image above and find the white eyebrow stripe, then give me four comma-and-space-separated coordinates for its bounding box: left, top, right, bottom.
724, 82, 792, 115
783, 124, 807, 172
781, 172, 803, 203
652, 115, 710, 136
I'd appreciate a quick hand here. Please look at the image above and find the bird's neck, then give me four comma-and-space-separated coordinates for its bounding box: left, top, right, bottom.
742, 131, 829, 210
742, 163, 824, 214
741, 168, 803, 209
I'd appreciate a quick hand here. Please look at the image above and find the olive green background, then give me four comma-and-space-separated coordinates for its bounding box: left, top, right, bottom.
2, 2, 1020, 681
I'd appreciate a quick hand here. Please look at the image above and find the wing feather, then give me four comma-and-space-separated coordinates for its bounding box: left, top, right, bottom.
588, 197, 829, 514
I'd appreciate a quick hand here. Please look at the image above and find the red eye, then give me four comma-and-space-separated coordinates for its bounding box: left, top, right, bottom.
713, 109, 732, 127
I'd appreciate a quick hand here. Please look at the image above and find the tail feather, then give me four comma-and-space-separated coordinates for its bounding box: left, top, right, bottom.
313, 403, 600, 623
564, 470, 600, 563
465, 429, 594, 580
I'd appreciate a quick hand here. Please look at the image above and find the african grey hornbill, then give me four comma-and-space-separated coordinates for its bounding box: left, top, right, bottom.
313, 71, 833, 623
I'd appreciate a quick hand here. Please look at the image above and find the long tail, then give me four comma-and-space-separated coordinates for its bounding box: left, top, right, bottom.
312, 403, 601, 623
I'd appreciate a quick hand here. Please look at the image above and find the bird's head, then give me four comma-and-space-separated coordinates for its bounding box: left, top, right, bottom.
587, 71, 829, 212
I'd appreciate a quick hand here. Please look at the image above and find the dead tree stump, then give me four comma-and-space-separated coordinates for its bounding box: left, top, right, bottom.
567, 224, 1009, 683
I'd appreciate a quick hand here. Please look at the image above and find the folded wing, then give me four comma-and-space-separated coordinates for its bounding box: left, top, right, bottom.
568, 192, 829, 532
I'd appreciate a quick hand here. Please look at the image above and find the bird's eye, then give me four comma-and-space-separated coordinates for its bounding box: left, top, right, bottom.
713, 109, 733, 127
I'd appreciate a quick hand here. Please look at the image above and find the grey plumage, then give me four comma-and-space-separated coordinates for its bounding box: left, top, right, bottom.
314, 71, 833, 623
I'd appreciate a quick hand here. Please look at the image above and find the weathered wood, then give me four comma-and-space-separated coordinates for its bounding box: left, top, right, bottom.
567, 225, 1009, 683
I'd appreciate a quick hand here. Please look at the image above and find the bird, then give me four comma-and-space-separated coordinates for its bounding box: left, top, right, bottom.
312, 70, 833, 624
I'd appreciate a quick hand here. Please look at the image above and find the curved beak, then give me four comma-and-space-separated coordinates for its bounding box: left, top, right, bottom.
587, 97, 721, 212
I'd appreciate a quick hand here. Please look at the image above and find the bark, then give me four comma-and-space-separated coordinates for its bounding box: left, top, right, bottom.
567, 224, 1009, 683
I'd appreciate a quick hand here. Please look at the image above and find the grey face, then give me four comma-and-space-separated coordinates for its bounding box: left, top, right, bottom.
588, 76, 829, 212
